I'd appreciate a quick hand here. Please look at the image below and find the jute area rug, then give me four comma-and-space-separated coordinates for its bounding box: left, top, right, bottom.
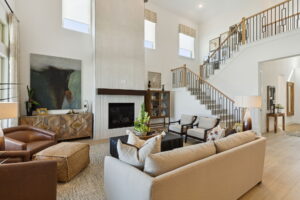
57, 141, 109, 200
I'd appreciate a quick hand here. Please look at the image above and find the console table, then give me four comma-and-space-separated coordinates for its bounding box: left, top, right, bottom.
19, 113, 93, 141
266, 113, 285, 133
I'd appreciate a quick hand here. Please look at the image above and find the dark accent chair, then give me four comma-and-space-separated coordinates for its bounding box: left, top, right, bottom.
168, 115, 197, 138
0, 160, 57, 200
4, 125, 57, 158
186, 116, 220, 142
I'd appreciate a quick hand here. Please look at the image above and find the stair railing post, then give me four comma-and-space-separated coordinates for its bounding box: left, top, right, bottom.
183, 64, 187, 87
200, 64, 204, 79
241, 17, 247, 45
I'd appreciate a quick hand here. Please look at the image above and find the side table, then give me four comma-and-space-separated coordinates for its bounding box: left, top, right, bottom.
266, 113, 285, 133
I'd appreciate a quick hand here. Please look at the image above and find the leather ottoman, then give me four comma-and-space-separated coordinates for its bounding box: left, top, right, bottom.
33, 142, 90, 182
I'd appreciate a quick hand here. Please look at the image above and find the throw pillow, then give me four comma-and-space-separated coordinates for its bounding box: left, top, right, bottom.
117, 134, 162, 168
126, 130, 145, 148
207, 125, 225, 142
126, 129, 166, 149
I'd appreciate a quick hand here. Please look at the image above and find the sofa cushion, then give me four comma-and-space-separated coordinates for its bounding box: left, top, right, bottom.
187, 128, 205, 139
181, 114, 194, 125
198, 116, 218, 129
214, 131, 257, 153
144, 142, 216, 176
117, 135, 162, 169
207, 125, 225, 142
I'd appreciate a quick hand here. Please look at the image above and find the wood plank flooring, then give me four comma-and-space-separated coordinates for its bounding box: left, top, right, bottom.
240, 125, 300, 200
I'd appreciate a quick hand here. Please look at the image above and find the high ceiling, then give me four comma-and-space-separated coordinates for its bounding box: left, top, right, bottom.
149, 0, 281, 23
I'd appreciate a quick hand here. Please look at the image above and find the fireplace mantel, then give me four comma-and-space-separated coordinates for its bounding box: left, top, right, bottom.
97, 88, 147, 96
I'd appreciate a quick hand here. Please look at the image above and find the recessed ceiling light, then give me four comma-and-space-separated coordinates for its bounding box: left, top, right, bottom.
198, 4, 203, 8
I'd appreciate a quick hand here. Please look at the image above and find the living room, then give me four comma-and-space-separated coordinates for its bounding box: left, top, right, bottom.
1, 0, 300, 199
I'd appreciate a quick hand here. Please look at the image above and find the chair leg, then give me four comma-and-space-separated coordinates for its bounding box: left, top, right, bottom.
185, 135, 188, 143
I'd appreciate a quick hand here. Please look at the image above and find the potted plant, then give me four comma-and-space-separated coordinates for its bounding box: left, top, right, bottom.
275, 104, 284, 113
134, 104, 150, 136
25, 86, 39, 116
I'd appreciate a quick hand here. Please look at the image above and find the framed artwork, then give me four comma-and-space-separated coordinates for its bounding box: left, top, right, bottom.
220, 31, 229, 46
209, 37, 220, 52
220, 46, 229, 61
209, 51, 220, 63
148, 72, 161, 89
30, 54, 82, 110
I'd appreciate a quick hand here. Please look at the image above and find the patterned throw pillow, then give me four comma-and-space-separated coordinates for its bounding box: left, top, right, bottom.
207, 125, 225, 142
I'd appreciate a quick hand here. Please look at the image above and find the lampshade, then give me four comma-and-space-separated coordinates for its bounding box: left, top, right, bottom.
234, 96, 262, 108
0, 102, 18, 120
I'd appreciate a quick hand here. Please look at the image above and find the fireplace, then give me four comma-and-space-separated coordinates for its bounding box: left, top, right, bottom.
109, 103, 134, 129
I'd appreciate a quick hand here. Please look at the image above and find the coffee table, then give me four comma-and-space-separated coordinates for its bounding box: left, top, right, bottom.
109, 133, 183, 158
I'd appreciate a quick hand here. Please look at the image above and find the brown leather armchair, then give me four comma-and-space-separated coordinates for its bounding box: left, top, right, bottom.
4, 125, 57, 158
0, 160, 57, 200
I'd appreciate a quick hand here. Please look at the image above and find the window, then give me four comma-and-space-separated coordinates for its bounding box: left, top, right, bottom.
144, 20, 156, 49
144, 9, 157, 49
179, 33, 195, 59
62, 0, 91, 34
178, 24, 196, 59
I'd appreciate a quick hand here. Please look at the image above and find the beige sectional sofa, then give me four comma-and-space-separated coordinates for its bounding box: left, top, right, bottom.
104, 131, 266, 200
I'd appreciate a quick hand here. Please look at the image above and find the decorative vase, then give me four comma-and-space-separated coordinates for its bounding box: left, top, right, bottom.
148, 81, 151, 89
25, 101, 33, 116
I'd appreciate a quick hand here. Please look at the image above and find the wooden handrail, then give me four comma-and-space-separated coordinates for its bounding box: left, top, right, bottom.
246, 0, 292, 20
262, 12, 300, 28
201, 20, 243, 67
200, 0, 297, 79
172, 66, 235, 102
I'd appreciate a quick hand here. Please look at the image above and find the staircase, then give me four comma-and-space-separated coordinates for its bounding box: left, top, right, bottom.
201, 0, 300, 79
171, 65, 242, 128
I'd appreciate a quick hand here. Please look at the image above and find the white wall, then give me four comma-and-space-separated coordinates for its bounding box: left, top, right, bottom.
15, 0, 95, 115
94, 0, 145, 139
206, 29, 300, 133
145, 2, 200, 89
198, 0, 283, 60
172, 88, 213, 120
260, 56, 300, 132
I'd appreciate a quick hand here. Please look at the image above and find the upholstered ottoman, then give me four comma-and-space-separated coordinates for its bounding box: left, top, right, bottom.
33, 142, 90, 182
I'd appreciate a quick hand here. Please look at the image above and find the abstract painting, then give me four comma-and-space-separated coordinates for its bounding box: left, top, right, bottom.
30, 54, 81, 110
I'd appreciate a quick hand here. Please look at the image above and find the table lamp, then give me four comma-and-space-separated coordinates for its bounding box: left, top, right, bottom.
0, 102, 18, 149
234, 96, 262, 131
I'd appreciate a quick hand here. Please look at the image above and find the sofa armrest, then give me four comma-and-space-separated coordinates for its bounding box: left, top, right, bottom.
0, 151, 30, 163
104, 156, 153, 200
0, 160, 57, 200
169, 120, 180, 125
4, 137, 26, 151
29, 126, 57, 141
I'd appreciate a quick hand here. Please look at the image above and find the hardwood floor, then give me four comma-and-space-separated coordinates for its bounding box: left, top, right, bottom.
240, 124, 300, 200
